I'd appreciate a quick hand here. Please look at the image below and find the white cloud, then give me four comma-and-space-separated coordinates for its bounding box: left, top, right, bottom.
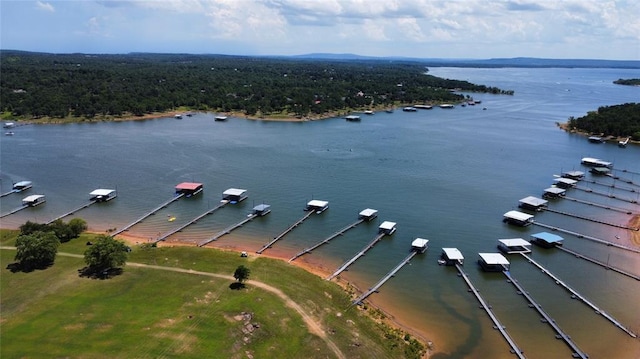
36, 1, 55, 12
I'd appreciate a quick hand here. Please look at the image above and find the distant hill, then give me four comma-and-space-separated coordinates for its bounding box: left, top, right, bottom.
293, 53, 640, 69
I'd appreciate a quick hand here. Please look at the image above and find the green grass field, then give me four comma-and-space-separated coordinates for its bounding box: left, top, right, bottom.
1, 230, 424, 358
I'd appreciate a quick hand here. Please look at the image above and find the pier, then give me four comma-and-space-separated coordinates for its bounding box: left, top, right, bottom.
533, 222, 640, 254
520, 253, 637, 338
0, 190, 15, 198
112, 193, 185, 236
554, 246, 640, 281
0, 204, 28, 218
256, 210, 314, 254
45, 200, 96, 224
503, 271, 589, 359
155, 201, 228, 242
198, 213, 258, 246
580, 178, 637, 193
574, 185, 639, 204
351, 251, 417, 306
562, 195, 636, 215
454, 264, 525, 358
289, 219, 364, 262
544, 207, 639, 231
327, 232, 386, 280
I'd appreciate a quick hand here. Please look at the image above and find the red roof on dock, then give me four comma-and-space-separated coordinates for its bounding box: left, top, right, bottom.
175, 182, 203, 191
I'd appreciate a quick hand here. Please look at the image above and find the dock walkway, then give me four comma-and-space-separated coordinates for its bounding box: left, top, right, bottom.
0, 204, 28, 218
520, 253, 636, 338
455, 264, 525, 358
198, 213, 258, 246
155, 201, 228, 242
581, 178, 637, 193
544, 207, 638, 230
46, 200, 96, 224
563, 195, 636, 215
256, 211, 314, 254
289, 219, 364, 262
574, 185, 638, 204
112, 193, 185, 236
554, 246, 640, 282
503, 271, 588, 359
351, 251, 417, 306
327, 232, 386, 280
0, 190, 16, 198
533, 222, 640, 254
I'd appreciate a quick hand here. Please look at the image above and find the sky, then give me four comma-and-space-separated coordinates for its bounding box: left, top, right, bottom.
1, 0, 639, 60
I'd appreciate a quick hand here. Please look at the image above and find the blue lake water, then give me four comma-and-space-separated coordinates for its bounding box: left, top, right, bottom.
2, 67, 639, 358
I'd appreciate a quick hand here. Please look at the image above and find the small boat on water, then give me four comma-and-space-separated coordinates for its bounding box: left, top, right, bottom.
5, 131, 14, 136
414, 104, 433, 110
588, 136, 604, 143
174, 114, 183, 119
215, 116, 228, 121
345, 115, 361, 122
619, 137, 629, 147
402, 107, 417, 112
364, 110, 375, 115
3, 122, 15, 129
439, 104, 454, 109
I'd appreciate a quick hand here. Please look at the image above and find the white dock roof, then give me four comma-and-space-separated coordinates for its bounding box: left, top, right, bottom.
519, 196, 548, 207
442, 248, 464, 260
223, 188, 247, 196
359, 208, 378, 217
544, 187, 566, 195
307, 199, 328, 207
478, 253, 510, 265
498, 238, 531, 247
379, 221, 397, 231
411, 238, 429, 248
90, 189, 116, 196
581, 157, 612, 167
503, 210, 534, 221
14, 181, 32, 187
23, 194, 45, 202
554, 178, 577, 186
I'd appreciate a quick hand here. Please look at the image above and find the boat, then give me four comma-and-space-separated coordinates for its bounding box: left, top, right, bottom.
345, 115, 361, 122
174, 114, 183, 119
5, 131, 14, 136
168, 215, 176, 222
414, 104, 433, 110
619, 137, 629, 147
3, 122, 15, 129
588, 136, 604, 143
363, 110, 375, 115
439, 104, 454, 109
402, 107, 417, 112
215, 116, 228, 121
385, 108, 394, 113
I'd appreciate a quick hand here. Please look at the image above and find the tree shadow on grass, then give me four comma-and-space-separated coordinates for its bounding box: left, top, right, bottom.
6, 261, 53, 273
78, 266, 123, 280
229, 282, 246, 290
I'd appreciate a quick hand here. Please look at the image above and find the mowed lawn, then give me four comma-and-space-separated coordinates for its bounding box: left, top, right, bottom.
1, 230, 406, 358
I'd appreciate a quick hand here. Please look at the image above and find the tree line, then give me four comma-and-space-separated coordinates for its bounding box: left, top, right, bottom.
566, 103, 640, 139
0, 51, 512, 120
613, 78, 640, 86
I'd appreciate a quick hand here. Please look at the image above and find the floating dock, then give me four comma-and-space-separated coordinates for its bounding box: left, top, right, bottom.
533, 222, 640, 254
520, 253, 637, 338
0, 181, 33, 198
256, 210, 315, 254
574, 185, 638, 204
562, 195, 636, 215
198, 204, 270, 246
454, 263, 525, 359
554, 246, 640, 281
327, 221, 396, 280
580, 177, 637, 193
112, 193, 185, 236
544, 207, 639, 230
0, 204, 29, 218
156, 201, 229, 242
46, 200, 96, 224
1, 194, 47, 218
352, 251, 417, 306
503, 271, 589, 359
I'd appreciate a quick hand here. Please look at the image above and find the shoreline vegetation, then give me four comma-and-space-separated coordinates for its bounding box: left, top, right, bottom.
557, 102, 640, 145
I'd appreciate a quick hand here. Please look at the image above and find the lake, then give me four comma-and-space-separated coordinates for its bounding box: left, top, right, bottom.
2, 66, 639, 358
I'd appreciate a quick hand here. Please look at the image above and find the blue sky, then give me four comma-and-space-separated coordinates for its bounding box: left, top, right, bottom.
1, 0, 639, 60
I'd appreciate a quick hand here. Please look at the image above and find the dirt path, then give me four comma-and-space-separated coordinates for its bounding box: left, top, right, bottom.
1, 247, 346, 359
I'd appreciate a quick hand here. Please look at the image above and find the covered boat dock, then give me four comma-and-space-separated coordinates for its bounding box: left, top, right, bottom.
477, 253, 510, 272
502, 210, 534, 226
530, 232, 563, 248
222, 188, 248, 203
304, 199, 329, 213
90, 189, 117, 202
440, 248, 464, 266
175, 182, 204, 197
581, 157, 612, 168
497, 238, 531, 254
518, 196, 548, 211
542, 187, 566, 199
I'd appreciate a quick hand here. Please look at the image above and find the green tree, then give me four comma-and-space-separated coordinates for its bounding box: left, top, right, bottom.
84, 235, 129, 271
233, 265, 251, 283
14, 231, 60, 271
68, 218, 88, 238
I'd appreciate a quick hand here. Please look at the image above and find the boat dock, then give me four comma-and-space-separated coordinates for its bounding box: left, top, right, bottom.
112, 193, 185, 236
554, 246, 640, 281
351, 251, 417, 306
533, 222, 640, 253
580, 178, 637, 193
563, 195, 637, 215
0, 204, 29, 218
45, 200, 96, 224
503, 271, 589, 359
520, 253, 637, 338
289, 219, 364, 262
155, 201, 228, 242
454, 264, 525, 358
198, 213, 258, 246
574, 185, 639, 204
544, 207, 639, 231
327, 232, 387, 280
256, 210, 314, 254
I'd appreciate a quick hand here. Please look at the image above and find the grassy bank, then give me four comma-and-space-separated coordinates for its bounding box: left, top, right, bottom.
1, 230, 425, 358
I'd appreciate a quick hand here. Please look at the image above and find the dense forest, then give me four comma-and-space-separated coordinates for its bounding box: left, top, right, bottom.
0, 51, 512, 120
566, 103, 640, 140
613, 78, 640, 86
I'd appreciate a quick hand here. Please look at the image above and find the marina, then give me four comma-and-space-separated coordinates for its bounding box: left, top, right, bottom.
351, 239, 428, 306
453, 262, 525, 359
544, 207, 639, 230
198, 204, 271, 246
520, 253, 637, 338
503, 271, 589, 359
289, 208, 378, 262
112, 192, 185, 236
554, 246, 640, 281
327, 221, 397, 280
533, 222, 640, 253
